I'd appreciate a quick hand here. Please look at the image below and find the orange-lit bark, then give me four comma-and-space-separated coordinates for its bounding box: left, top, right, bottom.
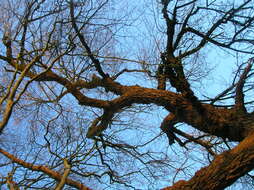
1, 1, 254, 189
162, 132, 254, 190
0, 149, 92, 190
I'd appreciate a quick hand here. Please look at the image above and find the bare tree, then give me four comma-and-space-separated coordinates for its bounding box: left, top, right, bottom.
1, 0, 254, 189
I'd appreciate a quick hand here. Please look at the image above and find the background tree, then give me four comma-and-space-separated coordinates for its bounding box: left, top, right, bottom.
1, 0, 254, 189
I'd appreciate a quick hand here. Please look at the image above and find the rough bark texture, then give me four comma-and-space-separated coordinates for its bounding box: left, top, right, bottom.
1, 0, 254, 189
162, 132, 254, 190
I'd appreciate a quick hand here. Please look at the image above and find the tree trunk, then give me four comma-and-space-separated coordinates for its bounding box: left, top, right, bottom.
162, 132, 254, 190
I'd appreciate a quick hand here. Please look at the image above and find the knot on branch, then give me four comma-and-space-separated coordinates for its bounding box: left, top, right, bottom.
86, 109, 114, 139
161, 0, 170, 6
2, 35, 11, 47
160, 113, 178, 145
2, 33, 12, 57
158, 52, 190, 92
86, 117, 104, 139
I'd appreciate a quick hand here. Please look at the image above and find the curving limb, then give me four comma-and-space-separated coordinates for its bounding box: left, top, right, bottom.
162, 132, 254, 190
0, 148, 92, 190
160, 113, 178, 145
234, 59, 253, 113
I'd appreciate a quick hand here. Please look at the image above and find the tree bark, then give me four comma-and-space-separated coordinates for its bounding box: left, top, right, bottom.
162, 132, 254, 190
0, 149, 92, 190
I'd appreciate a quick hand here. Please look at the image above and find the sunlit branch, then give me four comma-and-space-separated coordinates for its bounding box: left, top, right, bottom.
0, 148, 92, 190
234, 60, 253, 112
54, 159, 71, 190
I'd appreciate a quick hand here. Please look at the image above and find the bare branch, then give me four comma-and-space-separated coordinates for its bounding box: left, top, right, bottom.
54, 159, 71, 190
0, 149, 92, 190
160, 113, 178, 145
69, 0, 108, 78
234, 58, 253, 112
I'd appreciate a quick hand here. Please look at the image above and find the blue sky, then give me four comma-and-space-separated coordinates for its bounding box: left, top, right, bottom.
0, 0, 254, 189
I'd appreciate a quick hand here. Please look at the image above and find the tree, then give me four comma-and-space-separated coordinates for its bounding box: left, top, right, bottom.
1, 0, 254, 189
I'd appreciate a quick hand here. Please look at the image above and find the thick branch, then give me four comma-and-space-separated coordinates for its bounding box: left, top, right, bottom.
159, 2, 201, 108
2, 48, 252, 143
84, 85, 252, 142
160, 113, 178, 145
234, 62, 252, 112
157, 64, 166, 90
0, 149, 92, 190
162, 132, 254, 190
37, 71, 110, 108
161, 0, 176, 53
4, 54, 252, 142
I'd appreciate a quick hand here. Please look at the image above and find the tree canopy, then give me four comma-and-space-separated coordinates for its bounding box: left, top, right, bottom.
1, 0, 254, 189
